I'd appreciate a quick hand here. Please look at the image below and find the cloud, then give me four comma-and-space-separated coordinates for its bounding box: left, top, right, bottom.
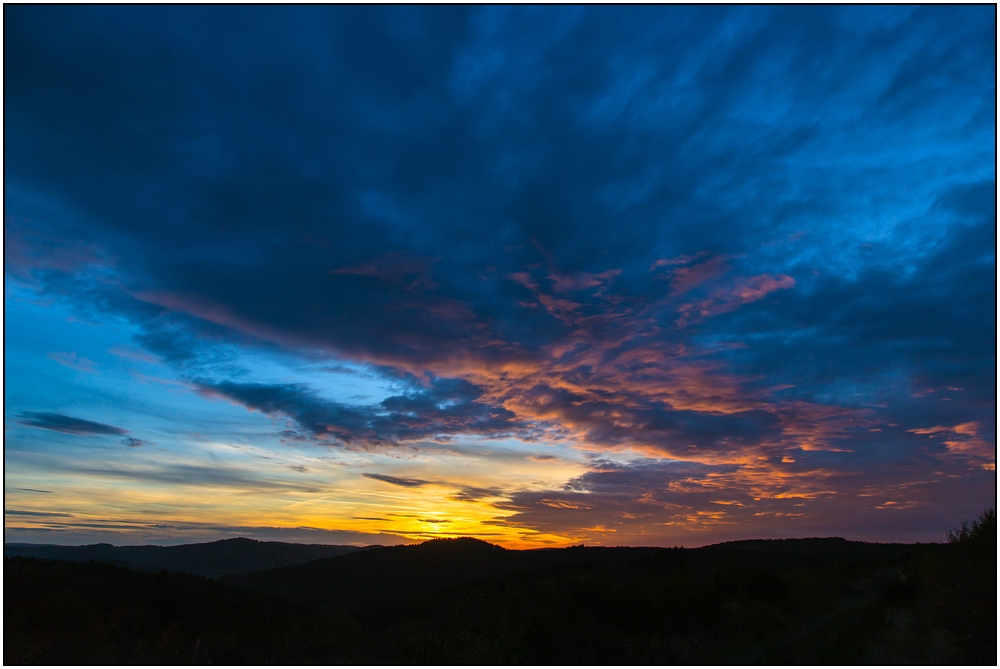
486, 450, 996, 545
47, 351, 97, 373
196, 378, 523, 447
676, 274, 795, 326
362, 473, 430, 488
19, 412, 128, 436
650, 253, 706, 271
107, 345, 161, 364
668, 256, 731, 296
909, 421, 995, 466
16, 412, 155, 449
549, 268, 621, 294
68, 462, 327, 493
449, 485, 507, 502
331, 252, 440, 291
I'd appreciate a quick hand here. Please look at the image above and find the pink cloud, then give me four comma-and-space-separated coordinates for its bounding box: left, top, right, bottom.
677, 273, 795, 325
108, 345, 161, 364
331, 252, 439, 291
47, 351, 97, 373
549, 269, 621, 293
649, 252, 708, 272
506, 272, 539, 291
668, 256, 731, 296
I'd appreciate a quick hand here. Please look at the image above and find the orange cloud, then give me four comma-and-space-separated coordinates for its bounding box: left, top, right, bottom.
910, 422, 995, 467
678, 274, 795, 324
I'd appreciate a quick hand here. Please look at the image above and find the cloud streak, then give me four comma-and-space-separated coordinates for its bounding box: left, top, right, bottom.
19, 412, 128, 437
363, 473, 431, 488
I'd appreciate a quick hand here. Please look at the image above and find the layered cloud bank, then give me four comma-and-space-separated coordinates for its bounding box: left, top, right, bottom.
5, 6, 995, 547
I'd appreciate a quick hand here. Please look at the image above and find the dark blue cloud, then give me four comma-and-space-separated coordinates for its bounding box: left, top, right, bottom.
19, 412, 128, 437
196, 377, 522, 447
363, 473, 430, 488
703, 177, 995, 434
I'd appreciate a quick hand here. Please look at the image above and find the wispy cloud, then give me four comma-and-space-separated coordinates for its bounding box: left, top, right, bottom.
19, 412, 127, 436
362, 473, 431, 488
47, 351, 97, 373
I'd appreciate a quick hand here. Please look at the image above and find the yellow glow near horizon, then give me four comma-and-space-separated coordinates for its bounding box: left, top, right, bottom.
4, 437, 588, 549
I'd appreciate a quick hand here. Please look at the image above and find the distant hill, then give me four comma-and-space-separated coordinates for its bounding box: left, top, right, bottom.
3, 537, 363, 577
223, 535, 915, 611
225, 536, 539, 609
690, 537, 919, 573
3, 535, 924, 584
703, 536, 918, 556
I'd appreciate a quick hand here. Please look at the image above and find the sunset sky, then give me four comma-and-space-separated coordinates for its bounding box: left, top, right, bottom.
5, 5, 995, 548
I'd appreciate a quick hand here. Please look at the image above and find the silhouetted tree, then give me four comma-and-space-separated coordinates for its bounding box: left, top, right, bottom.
947, 507, 996, 548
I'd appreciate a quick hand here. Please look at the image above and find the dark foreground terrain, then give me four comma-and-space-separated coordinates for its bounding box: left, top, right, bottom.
5, 514, 995, 665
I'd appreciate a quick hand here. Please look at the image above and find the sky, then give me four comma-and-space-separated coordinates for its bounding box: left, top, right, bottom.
4, 5, 995, 548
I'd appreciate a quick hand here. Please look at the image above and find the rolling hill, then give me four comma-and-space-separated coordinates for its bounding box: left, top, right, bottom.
4, 537, 362, 577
